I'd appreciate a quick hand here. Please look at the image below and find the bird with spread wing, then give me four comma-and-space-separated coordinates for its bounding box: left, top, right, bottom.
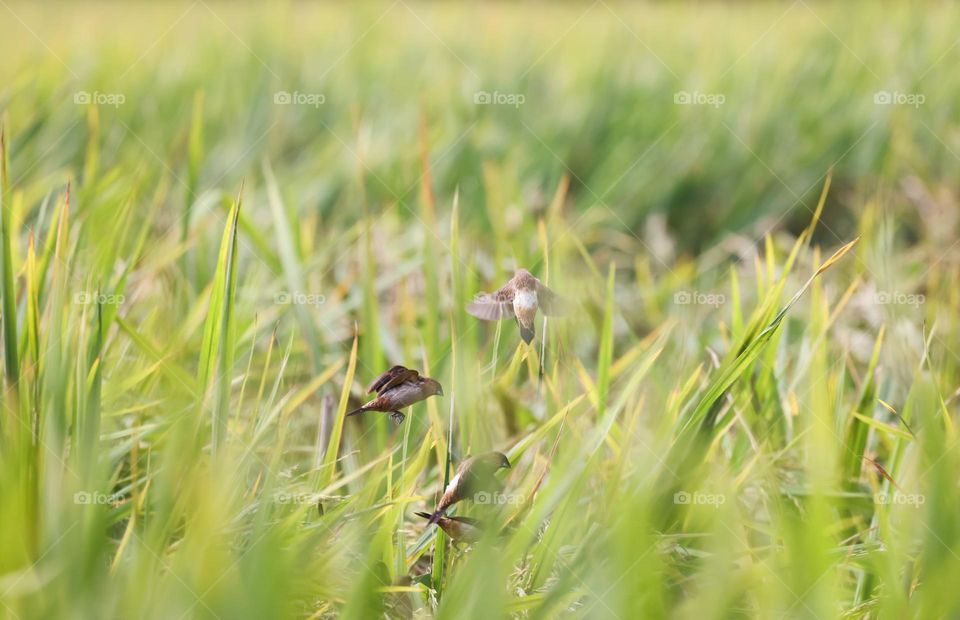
346, 365, 443, 425
466, 268, 569, 344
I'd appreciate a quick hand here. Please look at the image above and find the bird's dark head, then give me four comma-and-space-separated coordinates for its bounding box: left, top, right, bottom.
423, 378, 444, 397
513, 268, 536, 289
478, 451, 511, 470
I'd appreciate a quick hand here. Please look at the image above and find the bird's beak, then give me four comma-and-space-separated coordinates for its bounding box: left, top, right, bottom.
437, 386, 445, 396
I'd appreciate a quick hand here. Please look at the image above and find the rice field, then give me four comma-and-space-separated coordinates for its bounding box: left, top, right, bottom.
1, 2, 960, 618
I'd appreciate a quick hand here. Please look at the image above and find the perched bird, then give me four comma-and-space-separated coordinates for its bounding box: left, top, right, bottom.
414, 512, 483, 544
427, 451, 511, 524
466, 268, 568, 344
346, 365, 443, 425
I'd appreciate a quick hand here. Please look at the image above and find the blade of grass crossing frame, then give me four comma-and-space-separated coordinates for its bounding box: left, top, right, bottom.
0, 129, 19, 390
841, 325, 885, 487
322, 329, 358, 487
198, 187, 242, 454
80, 298, 104, 477
597, 264, 616, 419
433, 387, 455, 598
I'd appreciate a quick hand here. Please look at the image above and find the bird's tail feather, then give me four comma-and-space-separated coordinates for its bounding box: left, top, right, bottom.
346, 406, 367, 417
519, 324, 535, 344
427, 509, 445, 525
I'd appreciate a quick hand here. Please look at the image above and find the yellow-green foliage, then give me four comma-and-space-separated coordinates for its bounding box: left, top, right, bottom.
1, 2, 959, 618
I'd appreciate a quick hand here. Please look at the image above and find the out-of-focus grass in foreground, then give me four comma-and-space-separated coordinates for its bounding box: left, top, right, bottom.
1, 2, 960, 618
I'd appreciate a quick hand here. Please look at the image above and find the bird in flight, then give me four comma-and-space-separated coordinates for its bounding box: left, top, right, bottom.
466, 268, 569, 344
427, 451, 511, 524
414, 512, 483, 545
346, 365, 443, 425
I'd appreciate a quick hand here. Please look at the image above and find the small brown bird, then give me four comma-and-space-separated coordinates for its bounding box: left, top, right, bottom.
346, 365, 443, 425
427, 451, 511, 524
414, 512, 483, 544
466, 268, 568, 344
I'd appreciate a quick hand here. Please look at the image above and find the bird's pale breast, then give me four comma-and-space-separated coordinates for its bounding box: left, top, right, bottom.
389, 383, 426, 407
514, 289, 538, 327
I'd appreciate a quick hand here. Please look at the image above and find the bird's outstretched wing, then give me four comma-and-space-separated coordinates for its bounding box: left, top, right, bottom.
535, 281, 571, 316
367, 365, 419, 394
466, 285, 515, 321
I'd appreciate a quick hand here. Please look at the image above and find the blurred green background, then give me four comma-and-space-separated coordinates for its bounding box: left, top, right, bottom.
3, 2, 957, 250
